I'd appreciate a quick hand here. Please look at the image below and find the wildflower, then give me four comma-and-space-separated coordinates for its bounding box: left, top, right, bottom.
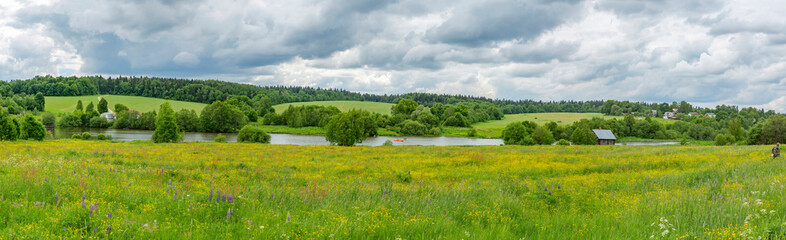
54, 193, 59, 206
168, 179, 171, 186
226, 208, 232, 222
210, 186, 214, 201
82, 192, 86, 208
228, 194, 234, 204
217, 189, 222, 203
558, 184, 561, 189
661, 229, 669, 236
189, 205, 193, 211
287, 212, 291, 223
45, 177, 48, 182
107, 224, 111, 235
260, 225, 264, 229
89, 204, 96, 217
271, 193, 275, 201
128, 182, 132, 187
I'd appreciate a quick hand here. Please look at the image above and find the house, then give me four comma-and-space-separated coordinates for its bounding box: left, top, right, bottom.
673, 108, 679, 113
688, 112, 701, 117
663, 112, 675, 119
704, 113, 716, 118
99, 112, 115, 122
649, 110, 658, 116
592, 129, 617, 145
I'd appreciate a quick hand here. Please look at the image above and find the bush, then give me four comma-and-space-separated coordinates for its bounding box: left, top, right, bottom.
22, 114, 46, 141
399, 120, 427, 135
89, 116, 111, 128
714, 133, 735, 146
71, 133, 80, 139
80, 132, 92, 140
57, 114, 83, 127
557, 139, 570, 146
96, 134, 107, 140
571, 127, 597, 145
214, 133, 227, 143
382, 139, 393, 146
237, 126, 271, 143
468, 128, 477, 137
41, 112, 56, 126
502, 121, 537, 145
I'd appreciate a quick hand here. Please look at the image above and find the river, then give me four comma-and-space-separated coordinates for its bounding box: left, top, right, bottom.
52, 128, 504, 146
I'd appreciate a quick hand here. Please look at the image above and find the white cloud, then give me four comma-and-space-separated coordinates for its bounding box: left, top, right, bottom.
1, 0, 786, 111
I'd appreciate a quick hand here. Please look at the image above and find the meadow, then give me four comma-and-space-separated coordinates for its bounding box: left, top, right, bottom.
1, 141, 785, 239
45, 95, 207, 114
272, 101, 395, 115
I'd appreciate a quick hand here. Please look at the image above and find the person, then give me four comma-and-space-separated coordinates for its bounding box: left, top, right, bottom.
772, 143, 780, 158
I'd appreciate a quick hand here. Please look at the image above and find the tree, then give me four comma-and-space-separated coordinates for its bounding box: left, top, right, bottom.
75, 100, 83, 112
57, 113, 83, 127
443, 112, 469, 127
759, 115, 786, 144
175, 109, 200, 132
200, 100, 248, 132
392, 99, 418, 115
152, 102, 181, 143
35, 92, 45, 111
325, 111, 367, 146
571, 127, 597, 145
0, 112, 20, 141
532, 126, 555, 145
41, 112, 56, 126
114, 104, 129, 112
237, 125, 271, 143
98, 98, 108, 113
728, 118, 744, 141
502, 121, 536, 145
22, 114, 46, 141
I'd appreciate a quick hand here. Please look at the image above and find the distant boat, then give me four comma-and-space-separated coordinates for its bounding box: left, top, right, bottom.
394, 138, 407, 142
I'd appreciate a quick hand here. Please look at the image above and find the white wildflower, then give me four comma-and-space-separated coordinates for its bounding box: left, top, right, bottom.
662, 229, 669, 236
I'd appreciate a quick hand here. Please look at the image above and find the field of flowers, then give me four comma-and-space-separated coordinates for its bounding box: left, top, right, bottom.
1, 141, 786, 239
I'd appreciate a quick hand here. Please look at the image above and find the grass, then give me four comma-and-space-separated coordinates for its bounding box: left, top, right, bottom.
45, 95, 207, 114
272, 101, 394, 115
2, 141, 786, 239
475, 112, 621, 128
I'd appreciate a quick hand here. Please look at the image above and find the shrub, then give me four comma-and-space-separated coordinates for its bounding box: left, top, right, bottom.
71, 133, 81, 139
96, 134, 107, 140
468, 128, 477, 137
57, 114, 83, 127
398, 120, 427, 135
714, 134, 735, 146
80, 132, 92, 140
215, 133, 227, 143
89, 116, 111, 128
22, 114, 46, 141
557, 139, 570, 146
41, 112, 56, 126
237, 126, 271, 143
382, 139, 393, 146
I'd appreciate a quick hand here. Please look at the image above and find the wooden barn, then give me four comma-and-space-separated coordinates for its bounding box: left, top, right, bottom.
592, 129, 617, 145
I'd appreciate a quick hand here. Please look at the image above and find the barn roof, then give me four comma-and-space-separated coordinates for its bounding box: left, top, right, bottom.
592, 129, 616, 140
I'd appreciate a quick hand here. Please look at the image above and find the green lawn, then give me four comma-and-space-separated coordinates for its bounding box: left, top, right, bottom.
273, 101, 394, 115
475, 112, 621, 128
45, 95, 207, 114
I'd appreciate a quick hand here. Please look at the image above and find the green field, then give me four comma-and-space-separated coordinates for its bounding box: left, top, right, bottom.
272, 101, 394, 115
1, 141, 784, 239
475, 112, 621, 128
45, 95, 207, 114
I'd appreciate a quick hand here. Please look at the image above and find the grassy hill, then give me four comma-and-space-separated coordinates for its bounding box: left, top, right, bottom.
45, 95, 207, 114
474, 112, 621, 128
272, 101, 394, 115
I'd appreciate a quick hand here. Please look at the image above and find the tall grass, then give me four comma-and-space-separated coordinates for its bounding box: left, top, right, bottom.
0, 141, 784, 239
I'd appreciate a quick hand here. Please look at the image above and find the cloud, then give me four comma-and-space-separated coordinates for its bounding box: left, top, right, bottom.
1, 0, 786, 111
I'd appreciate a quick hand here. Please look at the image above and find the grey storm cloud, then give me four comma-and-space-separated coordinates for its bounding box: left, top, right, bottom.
2, 0, 786, 111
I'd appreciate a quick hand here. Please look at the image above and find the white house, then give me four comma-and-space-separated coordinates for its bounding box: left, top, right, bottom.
99, 112, 115, 122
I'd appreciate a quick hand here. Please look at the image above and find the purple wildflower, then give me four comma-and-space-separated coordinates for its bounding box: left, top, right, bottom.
107, 210, 112, 218
286, 212, 291, 223
54, 193, 59, 206
174, 189, 178, 201
89, 204, 96, 217
209, 186, 214, 201
228, 194, 234, 204
226, 209, 232, 222
223, 192, 227, 202
558, 184, 561, 189
216, 189, 221, 203
128, 182, 132, 187
82, 192, 86, 208
548, 190, 552, 195
168, 179, 171, 186
107, 225, 111, 235
544, 186, 548, 192
271, 193, 275, 201
45, 177, 48, 182
189, 205, 193, 211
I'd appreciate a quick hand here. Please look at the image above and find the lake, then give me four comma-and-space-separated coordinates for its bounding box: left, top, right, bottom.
53, 128, 505, 146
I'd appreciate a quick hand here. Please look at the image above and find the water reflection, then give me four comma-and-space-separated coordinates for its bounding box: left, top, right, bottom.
53, 128, 504, 146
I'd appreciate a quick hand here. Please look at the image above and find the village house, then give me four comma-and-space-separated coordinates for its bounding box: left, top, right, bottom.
663, 112, 675, 119
99, 112, 115, 122
688, 112, 701, 117
592, 129, 617, 145
704, 113, 716, 118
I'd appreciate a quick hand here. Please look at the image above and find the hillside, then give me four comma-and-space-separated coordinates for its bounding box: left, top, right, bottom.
473, 112, 621, 128
272, 101, 394, 115
45, 95, 207, 114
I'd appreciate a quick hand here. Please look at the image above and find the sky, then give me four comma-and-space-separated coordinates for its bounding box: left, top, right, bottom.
1, 0, 786, 111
